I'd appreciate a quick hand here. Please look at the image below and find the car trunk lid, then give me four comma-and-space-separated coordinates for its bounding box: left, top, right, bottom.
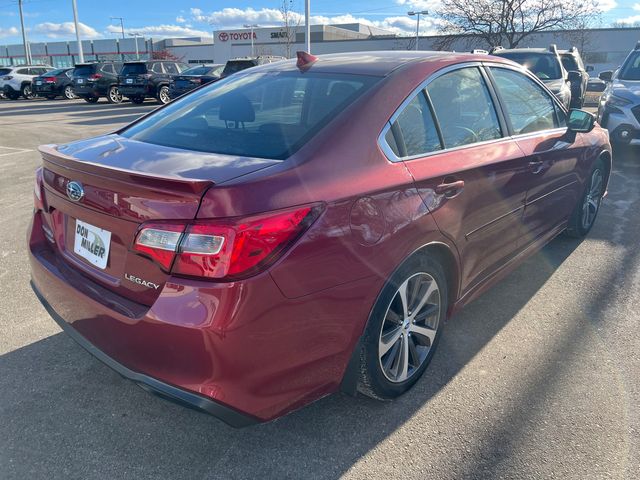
38, 135, 279, 306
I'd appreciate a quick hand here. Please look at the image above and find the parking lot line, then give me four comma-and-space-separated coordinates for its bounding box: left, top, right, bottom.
0, 147, 33, 157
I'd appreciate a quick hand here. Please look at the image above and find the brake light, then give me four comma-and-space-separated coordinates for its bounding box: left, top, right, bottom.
43, 77, 56, 83
132, 205, 322, 280
88, 73, 102, 80
3, 75, 13, 80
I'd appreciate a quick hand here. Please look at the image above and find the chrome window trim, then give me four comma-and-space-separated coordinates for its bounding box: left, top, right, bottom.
378, 60, 570, 163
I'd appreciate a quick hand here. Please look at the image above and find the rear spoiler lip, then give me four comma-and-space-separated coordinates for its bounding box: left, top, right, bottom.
38, 143, 215, 195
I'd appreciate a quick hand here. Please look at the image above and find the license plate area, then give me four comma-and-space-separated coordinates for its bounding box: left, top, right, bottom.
126, 78, 133, 84
73, 219, 111, 269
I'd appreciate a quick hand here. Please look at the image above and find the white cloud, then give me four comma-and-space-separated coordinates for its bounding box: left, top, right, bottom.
395, 0, 433, 10
634, 3, 640, 11
34, 22, 100, 39
105, 24, 210, 38
0, 26, 19, 38
614, 14, 640, 24
176, 15, 186, 23
189, 7, 437, 36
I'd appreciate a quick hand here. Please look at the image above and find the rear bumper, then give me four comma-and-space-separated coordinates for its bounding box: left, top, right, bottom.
168, 85, 195, 98
119, 85, 151, 97
28, 210, 369, 424
33, 84, 58, 95
31, 281, 258, 428
73, 84, 101, 97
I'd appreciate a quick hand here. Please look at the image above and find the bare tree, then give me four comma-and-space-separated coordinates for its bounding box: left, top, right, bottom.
434, 0, 601, 49
611, 21, 640, 28
279, 0, 302, 58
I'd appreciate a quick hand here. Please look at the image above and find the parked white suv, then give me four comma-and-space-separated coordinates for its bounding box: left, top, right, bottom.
0, 65, 52, 100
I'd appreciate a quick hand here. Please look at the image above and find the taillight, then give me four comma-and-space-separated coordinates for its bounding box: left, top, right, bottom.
132, 205, 322, 280
43, 77, 56, 83
34, 167, 44, 211
88, 73, 102, 80
3, 75, 13, 80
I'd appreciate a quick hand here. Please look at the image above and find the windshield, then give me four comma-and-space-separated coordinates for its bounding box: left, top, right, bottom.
122, 63, 147, 75
43, 68, 66, 77
0, 68, 11, 76
497, 52, 562, 80
121, 71, 378, 160
619, 51, 640, 80
72, 65, 95, 76
222, 60, 256, 76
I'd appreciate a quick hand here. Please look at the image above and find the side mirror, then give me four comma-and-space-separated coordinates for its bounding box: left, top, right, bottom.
599, 70, 613, 82
567, 109, 596, 133
568, 70, 582, 83
585, 65, 594, 72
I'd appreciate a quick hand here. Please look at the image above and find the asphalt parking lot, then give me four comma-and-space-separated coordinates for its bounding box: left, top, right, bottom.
0, 97, 638, 479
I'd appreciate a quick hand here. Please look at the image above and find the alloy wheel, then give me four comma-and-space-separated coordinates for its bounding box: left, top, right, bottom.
159, 87, 170, 104
378, 272, 441, 383
581, 167, 604, 230
64, 85, 76, 99
22, 85, 33, 99
109, 87, 123, 103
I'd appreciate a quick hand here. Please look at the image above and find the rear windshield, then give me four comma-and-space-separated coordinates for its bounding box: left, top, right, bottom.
496, 52, 562, 80
182, 66, 215, 76
620, 51, 640, 80
72, 65, 96, 76
222, 60, 256, 76
0, 68, 11, 76
122, 63, 148, 75
121, 71, 378, 160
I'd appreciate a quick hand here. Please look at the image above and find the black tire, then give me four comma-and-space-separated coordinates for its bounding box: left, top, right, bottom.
83, 96, 99, 104
357, 255, 448, 400
21, 84, 34, 99
131, 96, 145, 104
157, 85, 170, 104
566, 158, 606, 238
106, 85, 123, 104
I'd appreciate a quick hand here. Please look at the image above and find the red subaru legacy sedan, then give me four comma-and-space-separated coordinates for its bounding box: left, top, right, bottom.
28, 51, 611, 426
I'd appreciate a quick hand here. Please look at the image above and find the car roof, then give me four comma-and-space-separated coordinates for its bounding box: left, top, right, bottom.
251, 51, 514, 77
495, 48, 556, 55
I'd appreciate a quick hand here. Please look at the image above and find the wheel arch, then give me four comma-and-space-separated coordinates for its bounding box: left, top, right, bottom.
340, 240, 460, 396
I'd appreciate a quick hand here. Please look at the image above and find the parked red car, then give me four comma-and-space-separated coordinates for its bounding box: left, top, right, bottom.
28, 51, 611, 426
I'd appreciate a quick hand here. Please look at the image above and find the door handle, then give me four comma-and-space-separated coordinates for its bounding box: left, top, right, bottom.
435, 179, 465, 198
528, 160, 544, 174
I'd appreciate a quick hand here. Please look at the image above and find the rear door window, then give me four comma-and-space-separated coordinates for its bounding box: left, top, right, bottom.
426, 67, 502, 148
151, 63, 164, 74
121, 72, 378, 160
17, 68, 29, 75
122, 63, 147, 75
390, 93, 442, 157
164, 63, 179, 74
490, 67, 559, 134
101, 64, 114, 74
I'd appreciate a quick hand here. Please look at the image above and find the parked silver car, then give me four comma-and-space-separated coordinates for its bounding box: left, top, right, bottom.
597, 42, 640, 146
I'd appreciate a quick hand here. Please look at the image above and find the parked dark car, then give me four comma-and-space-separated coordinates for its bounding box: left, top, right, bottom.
32, 67, 75, 100
491, 45, 572, 108
118, 60, 188, 104
220, 55, 286, 78
168, 64, 224, 99
29, 51, 611, 427
71, 62, 123, 104
559, 47, 592, 108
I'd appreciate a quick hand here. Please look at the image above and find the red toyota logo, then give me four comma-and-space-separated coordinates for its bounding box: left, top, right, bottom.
218, 32, 229, 42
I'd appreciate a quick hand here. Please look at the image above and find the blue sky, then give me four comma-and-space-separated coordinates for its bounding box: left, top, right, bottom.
0, 0, 638, 44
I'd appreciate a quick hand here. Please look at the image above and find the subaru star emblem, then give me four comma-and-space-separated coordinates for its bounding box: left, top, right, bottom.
66, 181, 84, 202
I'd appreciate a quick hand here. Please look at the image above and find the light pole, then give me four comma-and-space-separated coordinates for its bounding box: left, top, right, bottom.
305, 0, 310, 53
18, 0, 31, 64
71, 0, 84, 63
128, 33, 141, 60
110, 16, 125, 39
243, 24, 259, 56
407, 10, 428, 51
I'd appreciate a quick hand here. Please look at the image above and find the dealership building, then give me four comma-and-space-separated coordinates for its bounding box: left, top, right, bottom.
1, 23, 639, 73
